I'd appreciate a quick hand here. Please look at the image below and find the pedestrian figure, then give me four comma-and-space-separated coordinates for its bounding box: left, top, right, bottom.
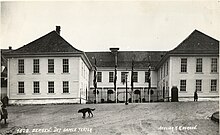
2, 96, 9, 106
0, 101, 3, 116
0, 104, 8, 124
194, 90, 198, 101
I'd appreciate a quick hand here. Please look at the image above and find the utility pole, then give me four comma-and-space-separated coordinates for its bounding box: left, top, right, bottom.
125, 72, 128, 105
147, 66, 151, 103
110, 48, 119, 103
93, 57, 97, 104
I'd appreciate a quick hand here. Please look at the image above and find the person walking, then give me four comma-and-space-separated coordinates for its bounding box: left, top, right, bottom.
0, 101, 3, 115
194, 90, 198, 101
0, 104, 8, 124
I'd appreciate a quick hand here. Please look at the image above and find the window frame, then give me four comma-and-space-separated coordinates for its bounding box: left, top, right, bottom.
196, 58, 203, 73
33, 81, 40, 93
48, 81, 54, 93
195, 80, 202, 92
121, 72, 127, 82
97, 72, 102, 82
133, 72, 138, 82
211, 58, 217, 73
18, 59, 24, 74
63, 59, 69, 73
109, 72, 114, 82
166, 61, 169, 76
145, 71, 150, 82
211, 79, 217, 91
63, 81, 69, 93
18, 81, 24, 94
48, 59, 54, 73
180, 80, 186, 91
33, 59, 40, 73
180, 58, 187, 72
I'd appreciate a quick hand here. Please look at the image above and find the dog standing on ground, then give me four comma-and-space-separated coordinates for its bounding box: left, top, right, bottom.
78, 108, 95, 118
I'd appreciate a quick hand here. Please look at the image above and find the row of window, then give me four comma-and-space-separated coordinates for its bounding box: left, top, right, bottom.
96, 71, 150, 83
18, 81, 69, 94
180, 58, 218, 73
179, 79, 217, 92
18, 59, 69, 74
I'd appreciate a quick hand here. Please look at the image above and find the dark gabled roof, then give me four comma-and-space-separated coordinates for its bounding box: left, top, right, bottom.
7, 31, 82, 54
86, 51, 167, 69
170, 30, 219, 54
156, 29, 219, 69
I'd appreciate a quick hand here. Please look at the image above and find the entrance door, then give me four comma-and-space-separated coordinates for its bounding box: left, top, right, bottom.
134, 90, 141, 103
107, 90, 114, 103
171, 86, 178, 102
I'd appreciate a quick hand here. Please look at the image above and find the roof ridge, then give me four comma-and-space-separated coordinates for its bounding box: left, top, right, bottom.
193, 29, 219, 42
171, 29, 219, 52
8, 30, 82, 54
54, 30, 82, 52
86, 50, 167, 53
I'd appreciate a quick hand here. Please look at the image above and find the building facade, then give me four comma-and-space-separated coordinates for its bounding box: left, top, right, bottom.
2, 28, 219, 104
86, 51, 166, 103
4, 27, 92, 104
157, 30, 219, 101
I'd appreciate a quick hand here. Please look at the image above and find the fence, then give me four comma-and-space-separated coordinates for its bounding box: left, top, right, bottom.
87, 88, 169, 103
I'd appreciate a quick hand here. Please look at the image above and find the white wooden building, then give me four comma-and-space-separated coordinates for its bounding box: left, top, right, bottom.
157, 30, 219, 101
4, 27, 92, 104
3, 28, 219, 104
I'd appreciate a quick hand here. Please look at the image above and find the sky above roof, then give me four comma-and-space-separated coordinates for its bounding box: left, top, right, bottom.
1, 1, 220, 51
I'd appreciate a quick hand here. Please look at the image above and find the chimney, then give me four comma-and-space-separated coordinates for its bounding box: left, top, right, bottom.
9, 46, 12, 50
110, 48, 119, 54
56, 26, 61, 35
110, 48, 119, 66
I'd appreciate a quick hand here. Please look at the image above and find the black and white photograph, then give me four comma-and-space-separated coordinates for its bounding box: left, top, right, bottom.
0, 0, 219, 134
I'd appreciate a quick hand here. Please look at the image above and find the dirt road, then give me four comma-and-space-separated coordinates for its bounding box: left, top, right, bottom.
0, 101, 219, 135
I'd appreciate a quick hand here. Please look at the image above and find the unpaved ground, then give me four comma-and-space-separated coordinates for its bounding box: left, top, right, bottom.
0, 101, 219, 135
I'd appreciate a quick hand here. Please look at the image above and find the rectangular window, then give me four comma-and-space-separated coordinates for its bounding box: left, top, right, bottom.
48, 59, 54, 73
63, 81, 69, 93
160, 68, 162, 79
180, 80, 186, 91
163, 65, 166, 77
196, 58, 202, 72
18, 82, 24, 93
196, 80, 202, 91
97, 72, 102, 82
133, 72, 138, 82
121, 72, 127, 82
145, 71, 150, 82
48, 81, 54, 93
211, 80, 217, 91
109, 72, 114, 82
166, 81, 169, 91
33, 81, 40, 93
33, 59, 40, 73
18, 59, 24, 73
63, 59, 69, 73
81, 62, 83, 76
84, 65, 86, 78
166, 61, 169, 76
211, 58, 217, 73
181, 58, 187, 72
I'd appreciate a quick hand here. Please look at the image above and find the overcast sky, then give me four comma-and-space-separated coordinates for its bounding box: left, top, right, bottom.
1, 1, 220, 51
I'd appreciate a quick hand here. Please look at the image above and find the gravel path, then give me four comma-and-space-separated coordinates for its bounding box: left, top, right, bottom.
0, 101, 219, 135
